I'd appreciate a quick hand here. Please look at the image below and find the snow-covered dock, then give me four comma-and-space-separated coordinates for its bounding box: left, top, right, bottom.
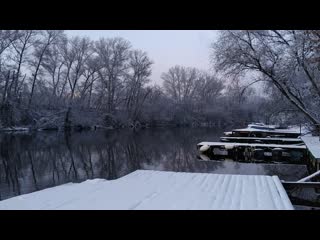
0, 170, 293, 210
220, 136, 303, 144
197, 142, 306, 163
234, 127, 301, 134
301, 136, 320, 172
301, 136, 320, 160
198, 142, 307, 150
227, 126, 303, 138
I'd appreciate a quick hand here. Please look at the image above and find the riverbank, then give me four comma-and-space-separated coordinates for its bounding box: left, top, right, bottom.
0, 123, 311, 134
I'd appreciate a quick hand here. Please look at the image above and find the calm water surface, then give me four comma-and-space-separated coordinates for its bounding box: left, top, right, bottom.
0, 128, 309, 201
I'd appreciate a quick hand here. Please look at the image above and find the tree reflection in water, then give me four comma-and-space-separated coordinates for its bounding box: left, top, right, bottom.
0, 128, 309, 201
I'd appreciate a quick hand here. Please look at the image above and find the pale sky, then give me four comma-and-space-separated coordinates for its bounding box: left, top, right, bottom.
66, 30, 218, 85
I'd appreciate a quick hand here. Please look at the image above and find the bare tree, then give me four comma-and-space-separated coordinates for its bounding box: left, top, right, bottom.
124, 49, 153, 121
195, 71, 224, 104
41, 38, 66, 107
9, 30, 36, 100
62, 36, 93, 128
95, 37, 131, 114
213, 30, 320, 126
78, 55, 100, 108
28, 30, 65, 108
162, 66, 198, 105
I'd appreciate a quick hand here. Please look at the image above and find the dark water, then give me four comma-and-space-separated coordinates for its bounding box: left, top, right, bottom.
0, 128, 310, 201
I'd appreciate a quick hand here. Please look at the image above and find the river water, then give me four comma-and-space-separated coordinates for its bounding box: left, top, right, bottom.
0, 128, 310, 201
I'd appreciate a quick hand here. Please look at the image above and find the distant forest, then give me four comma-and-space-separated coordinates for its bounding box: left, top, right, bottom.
0, 30, 319, 131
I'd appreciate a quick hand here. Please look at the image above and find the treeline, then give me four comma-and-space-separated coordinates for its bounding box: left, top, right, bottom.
0, 30, 271, 130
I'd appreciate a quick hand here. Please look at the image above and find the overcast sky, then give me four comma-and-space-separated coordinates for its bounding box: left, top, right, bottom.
66, 30, 218, 85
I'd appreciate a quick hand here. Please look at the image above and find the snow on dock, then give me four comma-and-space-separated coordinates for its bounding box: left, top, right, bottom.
233, 126, 303, 134
301, 136, 320, 160
220, 137, 302, 143
198, 142, 306, 150
220, 137, 303, 144
227, 125, 307, 138
0, 170, 293, 210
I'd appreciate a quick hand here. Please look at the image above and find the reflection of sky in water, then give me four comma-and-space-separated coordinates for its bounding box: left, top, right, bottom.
0, 128, 310, 201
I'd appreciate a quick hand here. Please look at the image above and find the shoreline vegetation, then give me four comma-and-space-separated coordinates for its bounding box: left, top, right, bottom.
2, 30, 318, 135
0, 120, 239, 132
0, 30, 314, 134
